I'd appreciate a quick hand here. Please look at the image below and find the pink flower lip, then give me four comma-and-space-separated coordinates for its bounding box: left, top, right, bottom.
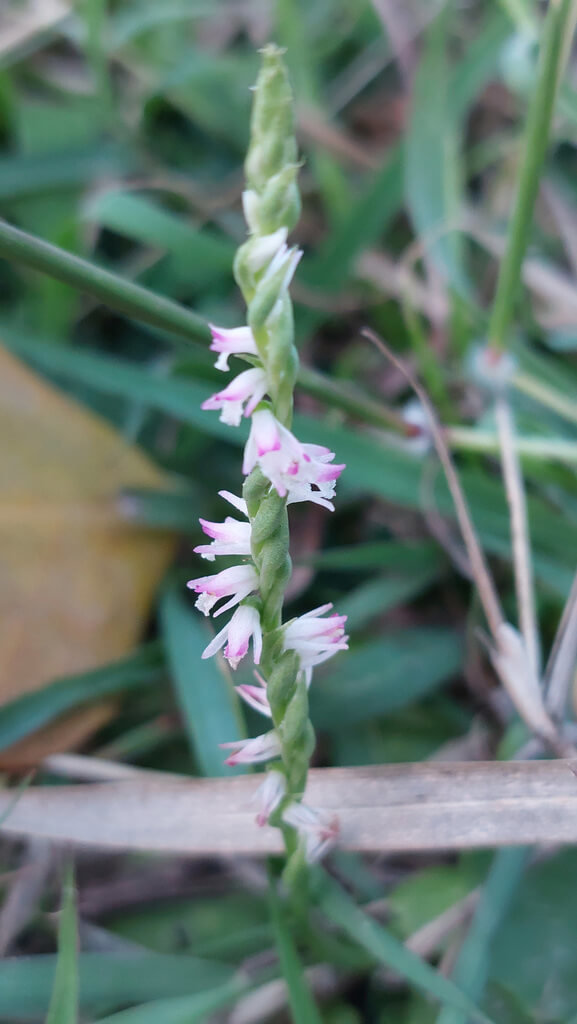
198, 518, 223, 540
189, 581, 229, 597
236, 683, 272, 716
257, 437, 281, 456
219, 731, 280, 766
225, 637, 249, 661
316, 463, 346, 482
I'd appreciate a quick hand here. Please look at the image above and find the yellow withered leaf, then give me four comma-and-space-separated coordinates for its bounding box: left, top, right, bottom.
0, 346, 176, 766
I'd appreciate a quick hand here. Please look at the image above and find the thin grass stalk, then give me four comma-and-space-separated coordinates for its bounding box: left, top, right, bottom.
494, 396, 540, 676
488, 0, 575, 351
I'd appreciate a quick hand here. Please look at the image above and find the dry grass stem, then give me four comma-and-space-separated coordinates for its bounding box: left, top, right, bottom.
2, 762, 577, 854
545, 569, 577, 719
362, 328, 505, 640
494, 395, 540, 676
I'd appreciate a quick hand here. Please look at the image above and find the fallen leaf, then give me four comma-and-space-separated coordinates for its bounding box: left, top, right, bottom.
0, 761, 576, 854
0, 346, 176, 766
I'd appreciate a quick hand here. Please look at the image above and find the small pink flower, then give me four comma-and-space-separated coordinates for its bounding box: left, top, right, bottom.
282, 802, 339, 862
194, 492, 251, 562
187, 564, 258, 618
201, 368, 268, 427
283, 603, 348, 685
253, 770, 286, 826
209, 324, 258, 371
243, 410, 345, 509
287, 443, 346, 511
218, 490, 248, 516
202, 604, 262, 669
236, 671, 271, 716
220, 730, 280, 766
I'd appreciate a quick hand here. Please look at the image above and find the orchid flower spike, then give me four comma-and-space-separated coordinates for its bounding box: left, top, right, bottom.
209, 324, 258, 371
187, 564, 258, 618
283, 603, 348, 685
243, 409, 345, 510
282, 802, 339, 862
253, 770, 286, 826
201, 367, 269, 427
202, 603, 263, 669
236, 671, 271, 717
220, 730, 281, 766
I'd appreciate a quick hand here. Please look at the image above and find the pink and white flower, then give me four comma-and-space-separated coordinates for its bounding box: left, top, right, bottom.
201, 367, 268, 427
202, 603, 262, 669
220, 730, 280, 766
209, 324, 258, 371
282, 802, 339, 862
236, 671, 271, 716
194, 491, 252, 562
187, 564, 258, 618
253, 770, 286, 826
283, 603, 348, 685
287, 442, 346, 511
243, 409, 345, 510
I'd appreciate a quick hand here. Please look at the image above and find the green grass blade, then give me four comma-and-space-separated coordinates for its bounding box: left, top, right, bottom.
269, 875, 323, 1024
488, 0, 575, 350
93, 975, 251, 1024
310, 629, 463, 730
0, 146, 127, 200
0, 953, 235, 1018
435, 848, 529, 1024
0, 644, 162, 752
160, 582, 246, 776
339, 566, 441, 632
84, 190, 235, 289
46, 865, 79, 1024
315, 872, 494, 1024
0, 220, 210, 344
406, 7, 467, 294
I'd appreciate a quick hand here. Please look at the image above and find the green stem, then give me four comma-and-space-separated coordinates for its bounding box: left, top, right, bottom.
0, 219, 406, 433
0, 218, 210, 345
298, 364, 404, 432
447, 425, 577, 462
514, 369, 577, 427
488, 0, 575, 350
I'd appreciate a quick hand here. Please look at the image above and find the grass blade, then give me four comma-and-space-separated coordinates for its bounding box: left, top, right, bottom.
0, 952, 235, 1018
310, 629, 462, 730
269, 874, 323, 1024
488, 0, 575, 350
0, 644, 163, 752
406, 7, 467, 292
0, 219, 210, 345
435, 848, 529, 1024
93, 975, 251, 1024
46, 864, 78, 1024
160, 582, 245, 776
315, 872, 494, 1024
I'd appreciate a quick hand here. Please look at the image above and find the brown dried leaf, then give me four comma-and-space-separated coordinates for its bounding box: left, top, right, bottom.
1, 761, 577, 853
0, 347, 175, 765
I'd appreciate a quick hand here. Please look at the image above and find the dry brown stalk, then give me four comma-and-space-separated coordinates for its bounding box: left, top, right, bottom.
1, 760, 577, 855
